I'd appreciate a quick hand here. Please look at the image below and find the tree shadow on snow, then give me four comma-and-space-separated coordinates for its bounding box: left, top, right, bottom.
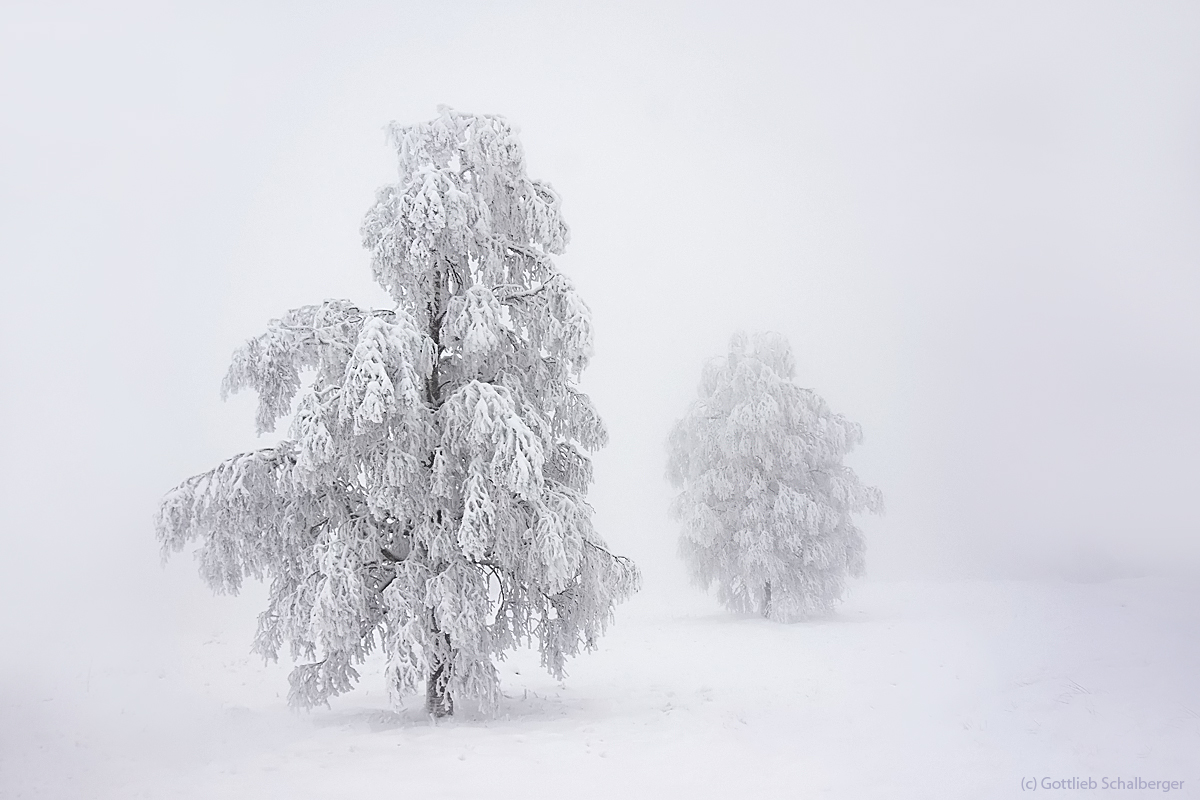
669, 607, 895, 626
307, 690, 603, 731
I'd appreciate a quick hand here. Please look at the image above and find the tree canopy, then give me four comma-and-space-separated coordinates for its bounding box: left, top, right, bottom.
157, 108, 639, 715
666, 332, 882, 621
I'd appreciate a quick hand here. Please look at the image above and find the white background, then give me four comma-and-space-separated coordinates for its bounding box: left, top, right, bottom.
1, 0, 1197, 740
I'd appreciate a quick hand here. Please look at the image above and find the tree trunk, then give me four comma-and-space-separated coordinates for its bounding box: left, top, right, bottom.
422, 263, 455, 719
425, 630, 454, 717
762, 581, 772, 619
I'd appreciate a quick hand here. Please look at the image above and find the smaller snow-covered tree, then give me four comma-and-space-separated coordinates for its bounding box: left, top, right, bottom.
666, 332, 883, 621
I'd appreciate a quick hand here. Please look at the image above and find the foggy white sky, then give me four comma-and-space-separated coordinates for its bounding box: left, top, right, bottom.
2, 1, 1198, 666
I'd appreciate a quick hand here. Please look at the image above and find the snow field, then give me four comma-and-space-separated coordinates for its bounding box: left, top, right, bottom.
2, 576, 1196, 799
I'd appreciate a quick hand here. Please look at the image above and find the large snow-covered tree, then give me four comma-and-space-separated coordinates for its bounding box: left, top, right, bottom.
666, 332, 882, 621
157, 108, 639, 717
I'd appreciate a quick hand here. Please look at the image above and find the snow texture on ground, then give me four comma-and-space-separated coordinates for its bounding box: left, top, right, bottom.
3, 577, 1197, 799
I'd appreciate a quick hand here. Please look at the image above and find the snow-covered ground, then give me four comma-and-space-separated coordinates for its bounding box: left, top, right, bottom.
3, 577, 1197, 799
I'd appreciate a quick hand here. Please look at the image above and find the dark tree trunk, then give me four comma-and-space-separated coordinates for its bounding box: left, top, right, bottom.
423, 263, 455, 719
425, 630, 454, 717
762, 581, 772, 619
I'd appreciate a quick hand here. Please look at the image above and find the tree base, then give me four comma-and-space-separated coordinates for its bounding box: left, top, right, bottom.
425, 660, 453, 718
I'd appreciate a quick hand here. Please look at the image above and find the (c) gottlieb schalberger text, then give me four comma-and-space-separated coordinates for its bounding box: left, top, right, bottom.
1021, 777, 1186, 792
